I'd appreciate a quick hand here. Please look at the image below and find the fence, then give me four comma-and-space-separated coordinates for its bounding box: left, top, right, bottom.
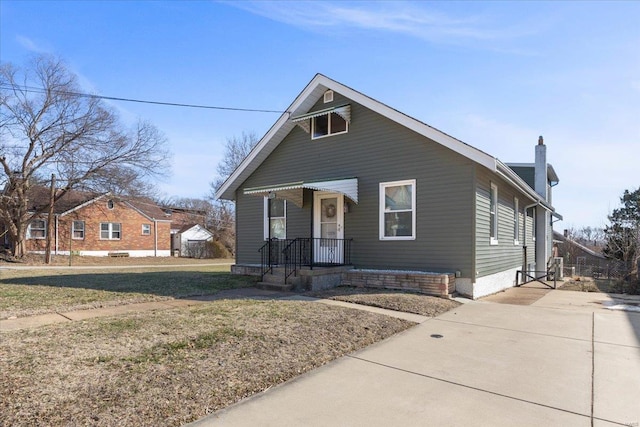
563, 259, 630, 280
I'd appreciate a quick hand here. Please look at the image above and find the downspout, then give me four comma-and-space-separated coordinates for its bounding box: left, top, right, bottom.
154, 219, 158, 257
522, 202, 539, 282
309, 192, 314, 270
55, 214, 59, 255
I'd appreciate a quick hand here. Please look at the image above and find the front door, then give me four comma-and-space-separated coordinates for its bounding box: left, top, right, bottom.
313, 192, 344, 264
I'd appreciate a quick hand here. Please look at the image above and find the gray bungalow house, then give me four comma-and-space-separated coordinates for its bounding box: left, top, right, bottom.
216, 74, 561, 299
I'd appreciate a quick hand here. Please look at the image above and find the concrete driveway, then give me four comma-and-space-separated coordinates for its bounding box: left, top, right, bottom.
189, 290, 640, 427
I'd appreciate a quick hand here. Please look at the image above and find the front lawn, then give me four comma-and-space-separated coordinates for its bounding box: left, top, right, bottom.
1, 299, 412, 426
0, 265, 254, 319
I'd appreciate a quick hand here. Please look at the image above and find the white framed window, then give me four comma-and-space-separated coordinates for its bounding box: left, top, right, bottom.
513, 197, 520, 245
263, 198, 286, 240
142, 224, 151, 235
380, 179, 416, 240
107, 199, 115, 209
490, 183, 498, 245
27, 219, 47, 239
312, 112, 348, 139
72, 220, 85, 240
100, 222, 121, 240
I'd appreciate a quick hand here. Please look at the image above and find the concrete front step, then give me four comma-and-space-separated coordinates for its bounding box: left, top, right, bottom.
256, 282, 294, 292
261, 273, 288, 284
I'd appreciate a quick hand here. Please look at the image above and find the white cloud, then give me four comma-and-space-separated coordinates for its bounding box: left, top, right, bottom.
230, 1, 540, 47
15, 35, 49, 53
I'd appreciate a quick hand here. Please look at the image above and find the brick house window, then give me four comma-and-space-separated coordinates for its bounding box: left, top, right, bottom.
27, 219, 47, 239
72, 221, 85, 240
142, 224, 151, 235
100, 222, 121, 240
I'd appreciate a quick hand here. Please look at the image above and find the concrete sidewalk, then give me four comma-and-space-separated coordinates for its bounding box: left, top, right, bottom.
0, 287, 428, 332
190, 290, 640, 427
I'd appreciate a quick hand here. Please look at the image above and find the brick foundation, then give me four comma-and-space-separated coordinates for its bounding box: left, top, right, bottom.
231, 264, 262, 276
341, 269, 456, 297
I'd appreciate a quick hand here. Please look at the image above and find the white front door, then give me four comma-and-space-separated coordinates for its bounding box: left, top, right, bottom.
313, 192, 344, 264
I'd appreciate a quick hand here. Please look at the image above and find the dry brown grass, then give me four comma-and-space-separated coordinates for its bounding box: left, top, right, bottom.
0, 265, 254, 320
1, 299, 413, 426
1, 253, 232, 267
310, 286, 460, 317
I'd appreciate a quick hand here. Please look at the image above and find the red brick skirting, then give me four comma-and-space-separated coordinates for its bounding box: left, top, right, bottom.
341, 270, 455, 297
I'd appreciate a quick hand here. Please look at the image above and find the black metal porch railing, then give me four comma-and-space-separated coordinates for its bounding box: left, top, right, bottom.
259, 238, 295, 277
259, 237, 353, 281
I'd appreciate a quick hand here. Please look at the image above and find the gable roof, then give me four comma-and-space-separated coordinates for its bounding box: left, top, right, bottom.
26, 185, 172, 221
216, 74, 553, 208
26, 186, 104, 215
123, 197, 172, 222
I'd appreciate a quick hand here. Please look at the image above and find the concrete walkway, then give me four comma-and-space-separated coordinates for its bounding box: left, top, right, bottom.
0, 287, 428, 332
189, 290, 640, 427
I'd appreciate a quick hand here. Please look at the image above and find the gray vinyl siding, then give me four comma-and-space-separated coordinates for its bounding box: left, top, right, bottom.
475, 166, 530, 278
509, 166, 535, 189
235, 92, 475, 276
524, 210, 536, 269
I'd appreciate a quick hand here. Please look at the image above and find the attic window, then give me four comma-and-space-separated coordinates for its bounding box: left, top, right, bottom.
291, 104, 351, 138
107, 200, 114, 210
324, 90, 334, 103
312, 112, 347, 139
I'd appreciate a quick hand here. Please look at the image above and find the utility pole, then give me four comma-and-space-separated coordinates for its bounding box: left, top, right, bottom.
44, 174, 55, 264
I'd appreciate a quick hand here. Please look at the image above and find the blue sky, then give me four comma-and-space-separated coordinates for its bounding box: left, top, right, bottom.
1, 1, 639, 230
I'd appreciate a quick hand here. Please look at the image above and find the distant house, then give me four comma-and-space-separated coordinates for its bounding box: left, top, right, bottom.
13, 186, 172, 257
554, 230, 607, 267
216, 74, 561, 298
171, 224, 215, 258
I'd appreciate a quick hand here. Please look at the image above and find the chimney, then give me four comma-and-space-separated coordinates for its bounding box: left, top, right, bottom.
534, 135, 547, 200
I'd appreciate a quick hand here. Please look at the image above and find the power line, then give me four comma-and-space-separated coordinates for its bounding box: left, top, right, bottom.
0, 83, 287, 114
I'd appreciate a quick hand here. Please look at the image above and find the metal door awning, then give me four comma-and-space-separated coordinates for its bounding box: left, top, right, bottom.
244, 178, 358, 207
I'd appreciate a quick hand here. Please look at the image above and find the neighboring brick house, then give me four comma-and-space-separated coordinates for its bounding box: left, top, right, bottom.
19, 186, 172, 257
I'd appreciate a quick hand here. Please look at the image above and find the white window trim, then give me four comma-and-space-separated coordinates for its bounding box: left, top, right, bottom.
263, 197, 287, 240
100, 222, 121, 240
379, 179, 416, 241
27, 219, 47, 239
490, 182, 499, 245
513, 197, 520, 245
72, 220, 85, 240
142, 224, 151, 236
311, 112, 349, 140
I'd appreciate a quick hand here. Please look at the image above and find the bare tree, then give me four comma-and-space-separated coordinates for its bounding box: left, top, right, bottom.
604, 187, 640, 277
207, 132, 259, 254
210, 131, 258, 193
0, 54, 171, 257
